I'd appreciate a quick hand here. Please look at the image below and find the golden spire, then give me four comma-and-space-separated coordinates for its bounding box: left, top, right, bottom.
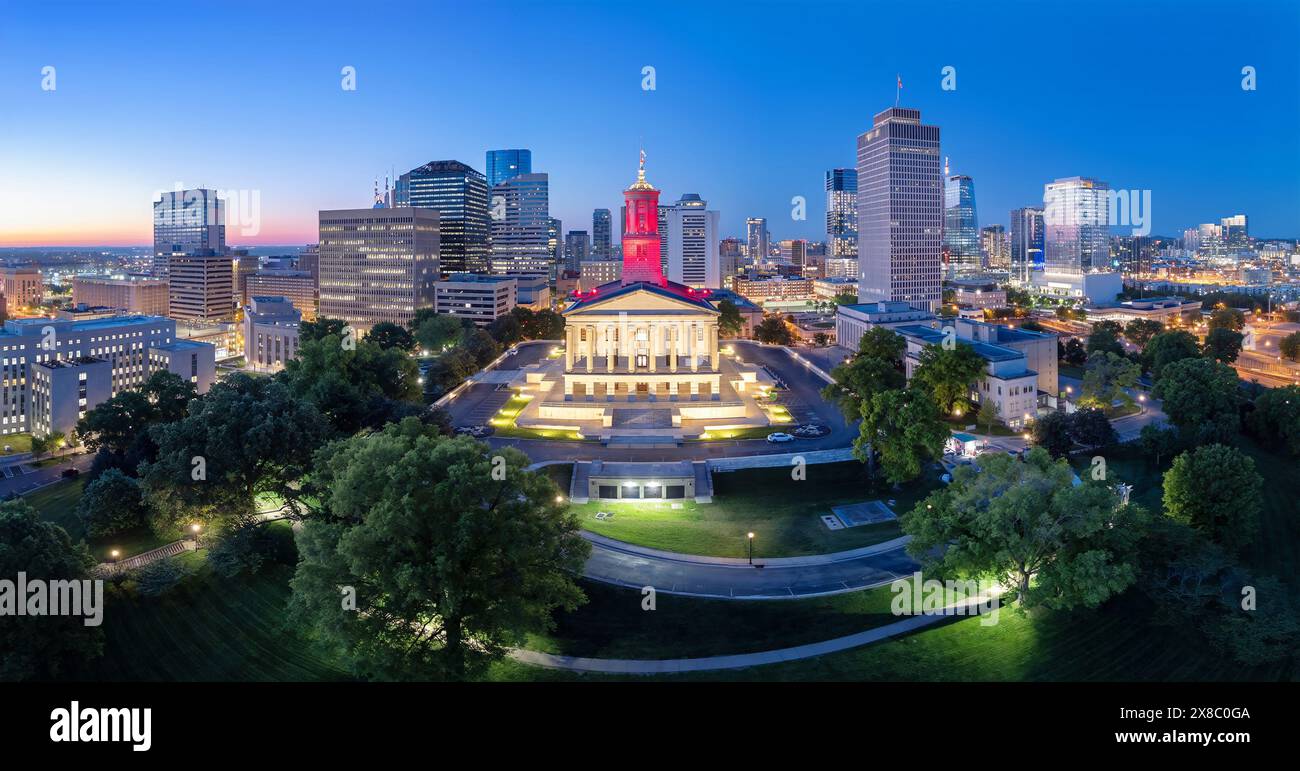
628, 147, 655, 191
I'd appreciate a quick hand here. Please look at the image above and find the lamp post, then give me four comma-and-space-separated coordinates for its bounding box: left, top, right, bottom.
109, 549, 120, 565
191, 523, 201, 550
747, 532, 755, 565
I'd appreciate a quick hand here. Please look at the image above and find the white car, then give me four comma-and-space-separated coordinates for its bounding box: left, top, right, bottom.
766, 432, 796, 443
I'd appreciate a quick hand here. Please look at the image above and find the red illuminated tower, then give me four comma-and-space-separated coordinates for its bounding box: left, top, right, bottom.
621, 150, 666, 286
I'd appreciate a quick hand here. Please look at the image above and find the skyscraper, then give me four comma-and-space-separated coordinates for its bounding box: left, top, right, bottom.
746, 217, 770, 265
394, 160, 489, 273
318, 207, 440, 332
486, 149, 532, 187
667, 193, 720, 288
980, 225, 1009, 269
168, 251, 235, 322
719, 237, 743, 285
547, 217, 564, 267
564, 230, 590, 272
1043, 176, 1110, 274
592, 208, 612, 259
153, 188, 225, 277
1010, 207, 1045, 283
489, 173, 551, 275
857, 107, 942, 312
943, 174, 979, 276
1221, 214, 1249, 251
621, 152, 665, 285
826, 169, 858, 258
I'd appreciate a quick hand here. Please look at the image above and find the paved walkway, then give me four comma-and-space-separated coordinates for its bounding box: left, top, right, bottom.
95, 539, 195, 576
510, 591, 998, 674
581, 531, 919, 599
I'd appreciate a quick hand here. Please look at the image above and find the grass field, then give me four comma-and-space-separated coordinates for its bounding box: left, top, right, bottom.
571, 461, 936, 558
79, 525, 349, 682
525, 580, 900, 659
24, 477, 174, 562
0, 432, 33, 455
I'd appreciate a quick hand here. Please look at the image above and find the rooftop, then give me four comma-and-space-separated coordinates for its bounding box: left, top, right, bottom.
894, 324, 1025, 363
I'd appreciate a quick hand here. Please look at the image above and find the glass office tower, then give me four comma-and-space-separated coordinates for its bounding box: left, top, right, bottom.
943, 174, 979, 276
486, 149, 532, 187
394, 160, 489, 273
826, 169, 858, 258
1043, 176, 1110, 274
1010, 207, 1045, 283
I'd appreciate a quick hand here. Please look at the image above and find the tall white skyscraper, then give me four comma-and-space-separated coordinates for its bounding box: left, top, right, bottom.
1043, 176, 1110, 274
666, 193, 720, 288
489, 172, 551, 275
857, 107, 942, 312
746, 217, 769, 265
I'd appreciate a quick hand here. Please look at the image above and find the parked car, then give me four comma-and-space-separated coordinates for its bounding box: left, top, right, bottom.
766, 432, 796, 443
61, 468, 80, 478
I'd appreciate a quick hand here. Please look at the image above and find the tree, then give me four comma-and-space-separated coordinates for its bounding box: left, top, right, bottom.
854, 388, 949, 485
902, 449, 1147, 609
410, 312, 465, 354
1207, 307, 1245, 332
716, 299, 744, 338
1123, 319, 1164, 349
1144, 330, 1203, 381
1163, 444, 1262, 554
1079, 351, 1139, 410
1086, 321, 1125, 358
424, 347, 479, 399
141, 370, 197, 424
1279, 331, 1300, 362
977, 398, 1000, 435
1201, 575, 1300, 665
134, 558, 192, 597
1068, 407, 1116, 449
1246, 385, 1300, 455
822, 354, 906, 422
75, 468, 149, 538
299, 317, 350, 343
460, 327, 502, 368
753, 315, 795, 345
141, 373, 330, 528
1138, 424, 1181, 467
1030, 411, 1074, 457
487, 313, 524, 346
1153, 357, 1240, 442
1202, 326, 1244, 363
290, 420, 589, 680
832, 292, 858, 306
911, 342, 985, 416
365, 321, 416, 352
30, 435, 49, 459
1061, 337, 1088, 366
812, 332, 830, 347
75, 390, 156, 455
0, 500, 101, 680
282, 334, 422, 434
855, 326, 907, 363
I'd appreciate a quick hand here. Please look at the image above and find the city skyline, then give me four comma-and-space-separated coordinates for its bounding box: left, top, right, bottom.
2, 1, 1298, 248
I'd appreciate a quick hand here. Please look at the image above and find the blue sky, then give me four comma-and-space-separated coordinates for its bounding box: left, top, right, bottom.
1, 0, 1297, 246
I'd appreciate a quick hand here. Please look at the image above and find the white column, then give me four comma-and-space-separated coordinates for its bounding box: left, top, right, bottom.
689, 323, 698, 372
710, 324, 720, 370
605, 324, 615, 372
669, 325, 678, 372
585, 324, 595, 373
648, 322, 657, 372
565, 326, 574, 370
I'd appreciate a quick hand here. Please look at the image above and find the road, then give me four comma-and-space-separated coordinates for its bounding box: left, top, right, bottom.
581, 532, 919, 599
0, 452, 95, 498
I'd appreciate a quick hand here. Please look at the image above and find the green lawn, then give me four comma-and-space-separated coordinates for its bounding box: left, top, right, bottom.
77, 526, 349, 682
24, 477, 175, 562
525, 580, 900, 660
0, 432, 33, 455
572, 461, 937, 558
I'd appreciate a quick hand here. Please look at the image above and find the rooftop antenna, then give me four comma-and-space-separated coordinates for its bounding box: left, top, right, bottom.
945, 156, 950, 177
895, 74, 901, 107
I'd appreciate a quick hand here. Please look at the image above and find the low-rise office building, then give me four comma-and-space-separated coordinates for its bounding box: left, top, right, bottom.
245, 270, 318, 321
950, 279, 1006, 309
0, 314, 216, 437
434, 274, 517, 326
3, 266, 44, 315
1085, 296, 1202, 326
895, 324, 1039, 429
71, 275, 169, 316
813, 276, 858, 301
242, 296, 301, 373
834, 301, 936, 351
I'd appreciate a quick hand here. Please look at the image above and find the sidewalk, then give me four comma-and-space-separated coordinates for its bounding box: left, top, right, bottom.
510, 591, 999, 674
582, 530, 911, 568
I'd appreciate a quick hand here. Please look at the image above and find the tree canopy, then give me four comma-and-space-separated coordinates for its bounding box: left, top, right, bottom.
1144, 330, 1201, 380
1202, 326, 1244, 363
290, 419, 589, 680
1163, 443, 1262, 554
902, 448, 1148, 609
912, 342, 985, 416
282, 334, 422, 434
1153, 357, 1240, 442
854, 387, 948, 484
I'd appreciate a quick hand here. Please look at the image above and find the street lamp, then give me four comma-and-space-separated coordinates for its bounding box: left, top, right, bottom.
191, 523, 201, 549
555, 494, 564, 504
747, 532, 755, 565
109, 549, 120, 564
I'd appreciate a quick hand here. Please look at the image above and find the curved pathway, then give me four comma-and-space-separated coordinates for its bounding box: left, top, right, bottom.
580, 532, 920, 599
511, 591, 998, 674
